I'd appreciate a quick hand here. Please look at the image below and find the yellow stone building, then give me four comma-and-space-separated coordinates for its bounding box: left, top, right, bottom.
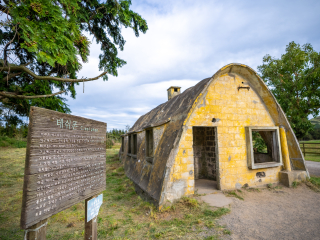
119, 63, 308, 207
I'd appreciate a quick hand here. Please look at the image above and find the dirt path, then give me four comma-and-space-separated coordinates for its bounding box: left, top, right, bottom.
306, 160, 320, 177
218, 185, 320, 240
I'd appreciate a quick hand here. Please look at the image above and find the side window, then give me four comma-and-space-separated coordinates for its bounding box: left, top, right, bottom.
133, 134, 137, 155
121, 136, 124, 152
246, 127, 282, 169
146, 129, 154, 157
128, 135, 132, 154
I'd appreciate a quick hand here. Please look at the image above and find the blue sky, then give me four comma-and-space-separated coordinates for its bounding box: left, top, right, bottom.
65, 0, 320, 131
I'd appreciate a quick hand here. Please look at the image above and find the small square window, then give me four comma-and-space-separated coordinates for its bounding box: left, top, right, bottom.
174, 88, 178, 92
246, 127, 283, 169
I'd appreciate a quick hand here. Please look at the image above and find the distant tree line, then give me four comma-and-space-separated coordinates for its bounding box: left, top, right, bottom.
0, 107, 28, 138
106, 128, 127, 149
301, 127, 320, 141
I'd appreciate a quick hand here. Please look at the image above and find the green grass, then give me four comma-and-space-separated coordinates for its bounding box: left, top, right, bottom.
0, 136, 27, 148
306, 176, 320, 192
299, 140, 320, 162
310, 176, 320, 187
0, 145, 231, 239
226, 190, 244, 200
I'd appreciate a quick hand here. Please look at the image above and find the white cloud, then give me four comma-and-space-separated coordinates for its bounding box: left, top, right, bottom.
66, 0, 320, 130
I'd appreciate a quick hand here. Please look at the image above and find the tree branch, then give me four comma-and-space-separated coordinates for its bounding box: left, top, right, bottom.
2, 72, 21, 81
0, 90, 66, 99
3, 24, 18, 67
0, 62, 108, 82
0, 4, 9, 14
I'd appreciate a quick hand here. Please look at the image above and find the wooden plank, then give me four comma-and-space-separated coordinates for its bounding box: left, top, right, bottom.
302, 152, 320, 155
299, 142, 320, 144
21, 107, 107, 229
301, 147, 320, 150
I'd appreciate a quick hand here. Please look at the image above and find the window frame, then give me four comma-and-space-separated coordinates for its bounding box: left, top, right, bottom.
245, 126, 283, 169
128, 134, 132, 154
132, 134, 137, 157
145, 128, 154, 163
121, 136, 124, 152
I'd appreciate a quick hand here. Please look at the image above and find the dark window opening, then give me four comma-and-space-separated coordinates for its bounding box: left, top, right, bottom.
146, 129, 154, 157
121, 137, 124, 152
133, 134, 137, 155
174, 88, 178, 92
128, 135, 132, 154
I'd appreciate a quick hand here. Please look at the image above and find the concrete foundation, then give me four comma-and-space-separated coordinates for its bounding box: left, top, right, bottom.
279, 170, 307, 187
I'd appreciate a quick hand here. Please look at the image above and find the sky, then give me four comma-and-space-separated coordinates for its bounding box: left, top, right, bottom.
65, 0, 320, 131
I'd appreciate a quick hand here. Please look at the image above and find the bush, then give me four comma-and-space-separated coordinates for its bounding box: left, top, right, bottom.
106, 138, 114, 149
0, 136, 27, 148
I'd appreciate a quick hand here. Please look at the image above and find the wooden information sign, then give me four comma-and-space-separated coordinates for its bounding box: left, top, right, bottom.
21, 107, 107, 229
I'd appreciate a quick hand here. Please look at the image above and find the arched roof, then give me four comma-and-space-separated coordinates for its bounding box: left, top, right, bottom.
128, 77, 211, 133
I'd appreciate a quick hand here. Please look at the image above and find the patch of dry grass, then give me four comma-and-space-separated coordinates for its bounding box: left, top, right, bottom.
0, 146, 230, 239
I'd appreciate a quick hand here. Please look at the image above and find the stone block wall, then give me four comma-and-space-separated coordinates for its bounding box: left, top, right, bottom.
193, 127, 216, 180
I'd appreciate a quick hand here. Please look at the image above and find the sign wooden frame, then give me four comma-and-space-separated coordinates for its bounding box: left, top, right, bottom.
21, 107, 107, 229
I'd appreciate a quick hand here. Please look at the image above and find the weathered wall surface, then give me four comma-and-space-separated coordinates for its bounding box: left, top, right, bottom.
162, 73, 282, 200
119, 124, 168, 204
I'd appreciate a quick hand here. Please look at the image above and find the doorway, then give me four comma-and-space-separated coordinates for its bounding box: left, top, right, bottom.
193, 127, 218, 192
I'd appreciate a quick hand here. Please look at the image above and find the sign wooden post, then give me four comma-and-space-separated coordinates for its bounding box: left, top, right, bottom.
21, 107, 107, 239
85, 195, 98, 240
24, 218, 48, 240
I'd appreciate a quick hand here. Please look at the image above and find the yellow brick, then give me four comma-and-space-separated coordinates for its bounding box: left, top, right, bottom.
210, 92, 221, 100
210, 105, 222, 113
236, 101, 246, 108
233, 121, 242, 126
180, 164, 188, 173
229, 141, 238, 147
228, 127, 239, 134
181, 158, 188, 164
174, 157, 181, 165
174, 165, 181, 173
185, 135, 192, 141
188, 179, 194, 187
236, 140, 245, 147
219, 153, 229, 162
181, 172, 189, 179
172, 173, 181, 180
236, 167, 248, 174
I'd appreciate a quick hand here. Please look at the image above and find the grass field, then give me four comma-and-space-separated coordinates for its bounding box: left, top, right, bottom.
299, 140, 320, 162
0, 145, 230, 240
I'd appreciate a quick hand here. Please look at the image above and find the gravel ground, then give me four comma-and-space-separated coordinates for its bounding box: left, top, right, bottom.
218, 185, 320, 240
306, 161, 320, 177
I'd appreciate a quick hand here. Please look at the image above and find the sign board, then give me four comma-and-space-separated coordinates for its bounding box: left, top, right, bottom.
87, 194, 103, 222
21, 107, 107, 229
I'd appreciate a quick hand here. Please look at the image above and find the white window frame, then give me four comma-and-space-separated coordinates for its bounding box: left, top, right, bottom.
245, 126, 283, 169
